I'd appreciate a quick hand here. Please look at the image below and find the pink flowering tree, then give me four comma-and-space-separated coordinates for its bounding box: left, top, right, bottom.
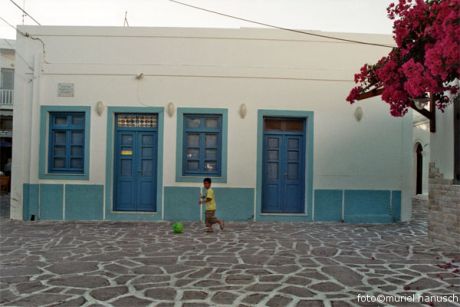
346, 0, 460, 117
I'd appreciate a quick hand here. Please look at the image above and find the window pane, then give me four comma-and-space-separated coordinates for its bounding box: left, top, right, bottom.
288, 151, 298, 161
142, 147, 153, 157
205, 149, 217, 160
205, 161, 217, 172
142, 135, 153, 146
117, 114, 157, 128
267, 162, 278, 179
205, 134, 217, 147
288, 138, 299, 149
72, 131, 84, 145
54, 146, 66, 157
121, 134, 133, 145
142, 160, 152, 176
187, 161, 199, 170
285, 120, 304, 131
287, 163, 299, 180
121, 159, 132, 176
72, 115, 84, 126
205, 118, 218, 128
186, 117, 201, 128
267, 137, 279, 149
186, 148, 200, 159
54, 116, 67, 125
70, 158, 83, 169
54, 132, 66, 145
53, 158, 65, 168
71, 146, 83, 157
187, 134, 200, 147
264, 119, 282, 130
268, 150, 279, 161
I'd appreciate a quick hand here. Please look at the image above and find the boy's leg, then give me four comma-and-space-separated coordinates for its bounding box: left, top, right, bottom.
205, 211, 214, 232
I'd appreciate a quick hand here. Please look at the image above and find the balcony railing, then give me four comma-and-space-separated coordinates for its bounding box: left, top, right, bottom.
0, 89, 14, 106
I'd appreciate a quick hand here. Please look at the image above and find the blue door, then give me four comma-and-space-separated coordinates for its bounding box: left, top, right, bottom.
262, 118, 305, 213
114, 114, 157, 212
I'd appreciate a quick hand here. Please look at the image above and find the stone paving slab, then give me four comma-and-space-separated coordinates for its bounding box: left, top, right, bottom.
0, 214, 459, 306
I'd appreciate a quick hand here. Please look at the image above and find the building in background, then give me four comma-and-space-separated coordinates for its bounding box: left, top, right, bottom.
428, 95, 460, 246
0, 39, 15, 193
12, 26, 413, 223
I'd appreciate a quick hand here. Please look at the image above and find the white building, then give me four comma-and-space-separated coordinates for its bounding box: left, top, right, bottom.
11, 26, 413, 223
0, 39, 15, 191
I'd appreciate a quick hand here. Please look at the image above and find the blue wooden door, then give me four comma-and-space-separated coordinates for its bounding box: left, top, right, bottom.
114, 119, 157, 212
262, 119, 305, 213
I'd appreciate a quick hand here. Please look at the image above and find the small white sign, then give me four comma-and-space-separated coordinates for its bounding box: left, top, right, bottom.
57, 83, 74, 97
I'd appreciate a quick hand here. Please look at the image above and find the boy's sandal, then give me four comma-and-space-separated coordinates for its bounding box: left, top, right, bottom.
220, 220, 224, 230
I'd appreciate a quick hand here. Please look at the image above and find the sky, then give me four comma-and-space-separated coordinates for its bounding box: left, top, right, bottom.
0, 0, 394, 40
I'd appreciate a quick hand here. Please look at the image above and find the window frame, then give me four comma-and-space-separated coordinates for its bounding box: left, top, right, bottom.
39, 106, 91, 180
176, 108, 228, 183
48, 112, 86, 174
182, 114, 222, 176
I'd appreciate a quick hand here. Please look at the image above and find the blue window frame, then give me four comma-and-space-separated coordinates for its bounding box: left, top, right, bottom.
183, 114, 222, 176
48, 112, 86, 173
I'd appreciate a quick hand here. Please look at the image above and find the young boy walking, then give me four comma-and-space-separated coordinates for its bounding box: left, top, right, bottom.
199, 178, 224, 233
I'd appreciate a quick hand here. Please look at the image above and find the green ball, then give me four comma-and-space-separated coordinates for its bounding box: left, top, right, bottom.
172, 222, 184, 234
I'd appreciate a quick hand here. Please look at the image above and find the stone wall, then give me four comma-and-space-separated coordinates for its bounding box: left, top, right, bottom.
428, 162, 460, 246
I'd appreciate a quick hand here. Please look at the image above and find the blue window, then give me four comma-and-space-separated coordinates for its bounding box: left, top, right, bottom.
48, 112, 86, 173
183, 114, 222, 176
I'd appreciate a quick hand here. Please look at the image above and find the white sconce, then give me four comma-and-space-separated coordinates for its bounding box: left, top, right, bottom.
354, 106, 363, 122
96, 101, 105, 116
239, 103, 247, 119
167, 102, 175, 117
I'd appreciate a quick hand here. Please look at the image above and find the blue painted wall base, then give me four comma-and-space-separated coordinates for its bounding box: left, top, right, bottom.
22, 184, 402, 224
164, 187, 254, 221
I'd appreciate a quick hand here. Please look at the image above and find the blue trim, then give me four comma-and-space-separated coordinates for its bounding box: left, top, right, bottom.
105, 107, 164, 221
314, 190, 343, 222
22, 184, 39, 221
164, 187, 254, 221
39, 106, 91, 180
65, 185, 103, 220
176, 108, 228, 183
344, 190, 392, 224
256, 110, 314, 221
39, 184, 64, 220
392, 190, 402, 222
48, 112, 85, 174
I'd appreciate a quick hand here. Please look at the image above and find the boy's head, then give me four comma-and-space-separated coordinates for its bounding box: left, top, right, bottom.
203, 177, 212, 189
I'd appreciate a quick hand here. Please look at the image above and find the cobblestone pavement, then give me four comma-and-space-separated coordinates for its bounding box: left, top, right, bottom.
0, 209, 459, 307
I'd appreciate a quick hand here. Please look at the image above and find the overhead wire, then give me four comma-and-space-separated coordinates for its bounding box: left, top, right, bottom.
0, 15, 48, 63
168, 0, 395, 49
9, 0, 41, 25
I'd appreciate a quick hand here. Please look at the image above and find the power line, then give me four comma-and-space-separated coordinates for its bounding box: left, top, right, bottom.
9, 0, 41, 25
0, 16, 48, 63
168, 0, 395, 49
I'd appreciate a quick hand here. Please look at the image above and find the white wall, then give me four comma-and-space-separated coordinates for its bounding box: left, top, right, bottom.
11, 26, 412, 220
430, 104, 455, 180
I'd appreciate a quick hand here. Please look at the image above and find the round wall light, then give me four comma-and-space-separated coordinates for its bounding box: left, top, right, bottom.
354, 106, 363, 122
167, 102, 175, 117
96, 100, 105, 116
239, 103, 247, 119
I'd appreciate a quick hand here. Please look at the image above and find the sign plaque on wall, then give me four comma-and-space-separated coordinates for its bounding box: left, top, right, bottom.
57, 83, 74, 97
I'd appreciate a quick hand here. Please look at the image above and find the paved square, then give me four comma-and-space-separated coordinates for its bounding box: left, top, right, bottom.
0, 207, 459, 306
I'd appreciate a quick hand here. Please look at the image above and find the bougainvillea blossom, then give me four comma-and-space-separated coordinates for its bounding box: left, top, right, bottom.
347, 0, 460, 117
